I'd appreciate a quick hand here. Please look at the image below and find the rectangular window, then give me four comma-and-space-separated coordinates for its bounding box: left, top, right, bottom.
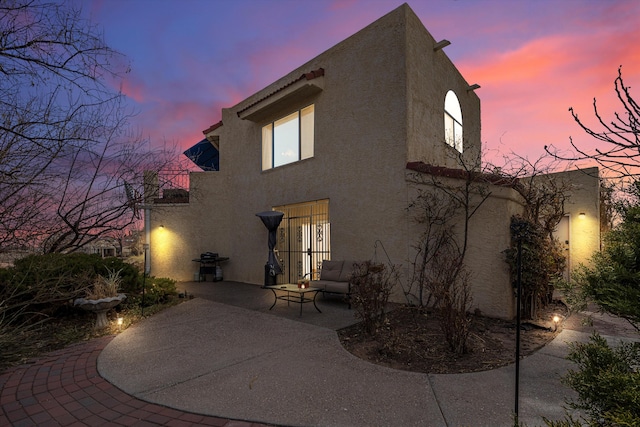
262, 105, 314, 170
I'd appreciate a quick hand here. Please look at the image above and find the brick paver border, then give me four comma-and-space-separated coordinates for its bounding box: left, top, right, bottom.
0, 336, 271, 427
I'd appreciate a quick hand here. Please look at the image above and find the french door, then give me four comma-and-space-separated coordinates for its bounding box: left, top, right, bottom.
273, 199, 330, 284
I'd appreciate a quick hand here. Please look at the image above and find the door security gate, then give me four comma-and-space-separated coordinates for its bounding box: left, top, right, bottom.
273, 199, 330, 284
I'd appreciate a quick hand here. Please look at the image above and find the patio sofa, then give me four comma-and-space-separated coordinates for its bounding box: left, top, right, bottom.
309, 260, 357, 308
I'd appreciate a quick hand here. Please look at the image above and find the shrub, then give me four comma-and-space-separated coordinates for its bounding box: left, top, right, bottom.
561, 333, 640, 426
0, 253, 140, 318
126, 276, 178, 307
437, 266, 472, 355
573, 206, 640, 331
349, 261, 398, 336
504, 216, 565, 319
95, 257, 140, 294
542, 415, 583, 427
85, 268, 123, 300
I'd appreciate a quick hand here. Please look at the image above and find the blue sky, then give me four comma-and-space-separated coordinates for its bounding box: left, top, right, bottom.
84, 0, 640, 167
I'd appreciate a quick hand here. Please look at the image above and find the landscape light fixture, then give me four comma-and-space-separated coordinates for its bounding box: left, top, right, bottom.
467, 84, 481, 92
117, 317, 124, 330
433, 39, 451, 51
552, 315, 560, 332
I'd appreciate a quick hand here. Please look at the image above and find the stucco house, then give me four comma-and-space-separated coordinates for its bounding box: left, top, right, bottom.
148, 3, 600, 319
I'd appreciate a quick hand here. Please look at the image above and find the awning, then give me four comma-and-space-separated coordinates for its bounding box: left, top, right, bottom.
183, 138, 219, 171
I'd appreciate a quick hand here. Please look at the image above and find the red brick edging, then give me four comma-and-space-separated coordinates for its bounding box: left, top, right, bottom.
0, 336, 269, 427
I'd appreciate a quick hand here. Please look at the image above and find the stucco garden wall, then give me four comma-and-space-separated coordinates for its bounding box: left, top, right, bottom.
149, 169, 233, 281
404, 173, 523, 319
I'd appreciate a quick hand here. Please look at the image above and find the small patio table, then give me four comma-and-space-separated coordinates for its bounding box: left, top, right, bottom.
263, 284, 322, 317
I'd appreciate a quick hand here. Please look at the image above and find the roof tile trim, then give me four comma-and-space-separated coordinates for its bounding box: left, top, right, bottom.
236, 68, 325, 117
406, 161, 519, 188
202, 120, 223, 135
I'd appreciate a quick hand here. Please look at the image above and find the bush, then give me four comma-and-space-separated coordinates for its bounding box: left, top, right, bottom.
349, 261, 398, 336
126, 276, 178, 307
0, 253, 140, 318
574, 206, 640, 331
504, 216, 565, 319
437, 266, 472, 355
561, 333, 640, 426
98, 257, 140, 294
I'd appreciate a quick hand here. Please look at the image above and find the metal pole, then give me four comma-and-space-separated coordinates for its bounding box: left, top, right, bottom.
144, 207, 151, 276
142, 205, 150, 317
142, 243, 149, 316
515, 238, 522, 422
141, 170, 157, 318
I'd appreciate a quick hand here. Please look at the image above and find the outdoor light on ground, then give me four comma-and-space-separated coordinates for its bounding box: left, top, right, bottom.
117, 317, 124, 329
552, 315, 560, 331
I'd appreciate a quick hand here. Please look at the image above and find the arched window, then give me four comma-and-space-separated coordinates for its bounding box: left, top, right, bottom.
444, 90, 463, 153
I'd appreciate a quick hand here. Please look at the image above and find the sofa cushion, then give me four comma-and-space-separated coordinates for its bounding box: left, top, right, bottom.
310, 280, 330, 292
339, 260, 356, 282
324, 281, 350, 294
319, 260, 343, 281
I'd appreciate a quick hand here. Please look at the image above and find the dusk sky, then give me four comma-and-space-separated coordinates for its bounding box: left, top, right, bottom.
85, 0, 640, 169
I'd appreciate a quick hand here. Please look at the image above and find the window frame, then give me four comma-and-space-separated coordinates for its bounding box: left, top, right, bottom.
444, 91, 463, 153
262, 104, 314, 170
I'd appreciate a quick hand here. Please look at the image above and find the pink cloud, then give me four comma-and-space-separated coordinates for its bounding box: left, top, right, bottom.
456, 20, 640, 166
120, 76, 148, 103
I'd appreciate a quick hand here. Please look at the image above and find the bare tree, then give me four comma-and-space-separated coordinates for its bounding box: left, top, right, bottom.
490, 154, 572, 317
405, 154, 490, 353
546, 66, 640, 179
492, 154, 573, 239
0, 1, 178, 253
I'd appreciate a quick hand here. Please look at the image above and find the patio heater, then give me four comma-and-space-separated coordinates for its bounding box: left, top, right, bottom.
256, 211, 284, 287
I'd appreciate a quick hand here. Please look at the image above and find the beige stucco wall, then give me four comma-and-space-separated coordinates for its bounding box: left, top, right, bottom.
404, 173, 523, 319
148, 4, 515, 318
151, 4, 412, 284
148, 4, 595, 320
149, 167, 234, 281
547, 167, 601, 272
464, 185, 524, 319
211, 5, 409, 286
404, 8, 481, 169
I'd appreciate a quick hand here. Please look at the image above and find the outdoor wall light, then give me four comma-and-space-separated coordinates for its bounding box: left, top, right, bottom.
552, 315, 560, 332
467, 84, 481, 92
579, 212, 586, 218
433, 39, 451, 51
160, 224, 165, 228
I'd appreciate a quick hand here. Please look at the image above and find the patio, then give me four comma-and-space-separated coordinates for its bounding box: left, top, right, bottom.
180, 280, 359, 330
94, 280, 597, 426
7, 279, 636, 426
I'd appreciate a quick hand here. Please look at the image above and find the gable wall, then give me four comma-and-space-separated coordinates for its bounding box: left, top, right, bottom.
404, 8, 481, 169
152, 4, 415, 285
